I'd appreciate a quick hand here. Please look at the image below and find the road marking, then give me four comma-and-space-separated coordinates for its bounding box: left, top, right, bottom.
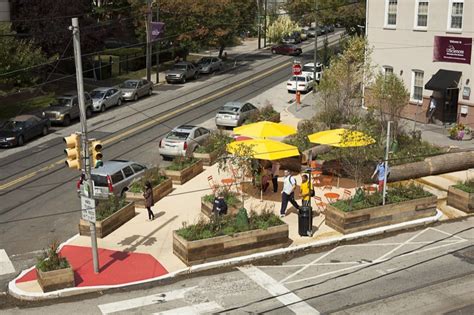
428, 227, 468, 241
374, 229, 427, 262
0, 249, 15, 276
152, 302, 222, 315
98, 286, 196, 314
239, 266, 320, 315
0, 60, 291, 191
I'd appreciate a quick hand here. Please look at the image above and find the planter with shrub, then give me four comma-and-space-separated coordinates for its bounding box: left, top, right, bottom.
36, 241, 74, 293
79, 196, 135, 238
201, 189, 242, 217
164, 157, 203, 185
245, 104, 280, 124
193, 132, 232, 166
126, 167, 172, 207
326, 183, 437, 234
448, 123, 472, 141
173, 209, 289, 265
447, 181, 474, 213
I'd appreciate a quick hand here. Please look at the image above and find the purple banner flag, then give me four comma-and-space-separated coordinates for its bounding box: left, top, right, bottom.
151, 22, 165, 41
433, 36, 472, 65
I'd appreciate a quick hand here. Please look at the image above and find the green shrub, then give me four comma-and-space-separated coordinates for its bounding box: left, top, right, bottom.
194, 131, 232, 155
284, 118, 324, 152
176, 208, 284, 241
245, 104, 279, 124
95, 195, 127, 221
166, 157, 198, 171
453, 180, 474, 193
332, 183, 432, 212
129, 167, 167, 193
203, 188, 241, 207
36, 240, 70, 272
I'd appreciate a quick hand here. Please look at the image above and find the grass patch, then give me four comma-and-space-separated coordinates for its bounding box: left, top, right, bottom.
453, 180, 474, 193
166, 157, 199, 171
177, 208, 283, 241
331, 183, 432, 212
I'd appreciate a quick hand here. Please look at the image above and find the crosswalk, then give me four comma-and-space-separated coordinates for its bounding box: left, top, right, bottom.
0, 249, 15, 276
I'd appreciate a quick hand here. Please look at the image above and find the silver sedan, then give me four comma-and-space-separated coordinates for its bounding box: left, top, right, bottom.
215, 102, 258, 127
159, 125, 211, 160
197, 57, 223, 74
120, 79, 153, 101
90, 87, 122, 112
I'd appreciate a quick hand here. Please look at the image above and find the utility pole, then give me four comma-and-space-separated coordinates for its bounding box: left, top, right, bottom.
145, 0, 152, 82
155, 1, 160, 85
313, 0, 318, 92
257, 0, 261, 49
71, 17, 100, 273
263, 0, 267, 47
382, 121, 392, 205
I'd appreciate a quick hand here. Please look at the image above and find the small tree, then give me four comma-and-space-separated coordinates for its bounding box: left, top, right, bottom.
267, 15, 300, 44
369, 72, 409, 136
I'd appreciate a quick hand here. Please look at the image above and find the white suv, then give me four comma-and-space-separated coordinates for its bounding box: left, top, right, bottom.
287, 75, 314, 93
301, 62, 323, 83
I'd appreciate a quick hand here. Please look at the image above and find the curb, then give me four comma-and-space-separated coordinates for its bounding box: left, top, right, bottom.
8, 209, 442, 301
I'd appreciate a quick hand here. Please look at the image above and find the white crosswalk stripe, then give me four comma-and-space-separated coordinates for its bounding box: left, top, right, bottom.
98, 286, 196, 314
152, 302, 223, 315
0, 249, 15, 276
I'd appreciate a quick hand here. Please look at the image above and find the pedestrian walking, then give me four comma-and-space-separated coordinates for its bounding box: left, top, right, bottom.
300, 174, 312, 207
428, 96, 437, 123
261, 168, 270, 193
371, 159, 389, 192
280, 170, 300, 217
271, 161, 280, 193
212, 192, 228, 216
143, 181, 155, 221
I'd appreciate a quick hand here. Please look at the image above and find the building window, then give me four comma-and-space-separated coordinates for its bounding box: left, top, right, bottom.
412, 70, 424, 101
448, 0, 463, 31
415, 1, 429, 28
383, 66, 394, 76
385, 0, 398, 27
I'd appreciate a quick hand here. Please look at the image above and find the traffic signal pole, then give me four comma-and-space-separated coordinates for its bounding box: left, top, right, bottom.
71, 17, 100, 274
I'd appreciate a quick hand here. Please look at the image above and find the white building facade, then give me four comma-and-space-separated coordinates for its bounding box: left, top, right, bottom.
367, 0, 473, 125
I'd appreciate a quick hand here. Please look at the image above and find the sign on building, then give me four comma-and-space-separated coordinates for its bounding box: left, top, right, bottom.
433, 36, 472, 65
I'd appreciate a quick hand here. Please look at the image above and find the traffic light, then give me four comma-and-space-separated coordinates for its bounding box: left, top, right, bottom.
90, 140, 103, 168
64, 133, 82, 170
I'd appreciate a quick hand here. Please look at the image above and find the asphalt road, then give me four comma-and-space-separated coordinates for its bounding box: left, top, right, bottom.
3, 218, 473, 314
0, 32, 345, 291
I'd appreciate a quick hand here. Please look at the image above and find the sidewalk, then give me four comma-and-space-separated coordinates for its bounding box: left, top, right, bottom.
9, 89, 473, 300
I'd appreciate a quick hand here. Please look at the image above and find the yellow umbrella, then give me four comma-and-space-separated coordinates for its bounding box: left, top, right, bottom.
227, 139, 300, 160
233, 121, 297, 138
308, 128, 375, 147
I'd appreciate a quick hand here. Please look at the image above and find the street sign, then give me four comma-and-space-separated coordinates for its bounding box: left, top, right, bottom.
292, 63, 302, 75
82, 180, 91, 198
81, 196, 96, 223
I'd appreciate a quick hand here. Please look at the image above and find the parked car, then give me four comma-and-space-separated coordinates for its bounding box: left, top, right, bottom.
323, 24, 335, 33
287, 75, 314, 93
90, 87, 122, 112
165, 62, 199, 84
282, 32, 302, 44
301, 62, 323, 82
42, 92, 93, 126
158, 125, 211, 159
197, 57, 223, 74
120, 79, 153, 101
0, 115, 50, 147
271, 44, 302, 56
307, 26, 324, 37
79, 160, 147, 198
215, 101, 258, 127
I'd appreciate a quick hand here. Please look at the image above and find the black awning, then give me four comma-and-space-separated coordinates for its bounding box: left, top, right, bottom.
425, 69, 462, 91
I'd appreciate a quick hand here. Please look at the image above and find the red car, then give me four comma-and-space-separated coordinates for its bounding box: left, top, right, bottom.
271, 44, 302, 56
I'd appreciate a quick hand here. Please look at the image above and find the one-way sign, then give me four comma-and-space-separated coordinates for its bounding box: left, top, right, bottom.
81, 196, 96, 223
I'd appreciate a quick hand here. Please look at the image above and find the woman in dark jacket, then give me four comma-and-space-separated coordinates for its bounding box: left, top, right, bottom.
143, 181, 155, 221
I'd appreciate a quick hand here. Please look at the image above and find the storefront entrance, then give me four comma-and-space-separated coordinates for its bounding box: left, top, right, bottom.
425, 69, 462, 124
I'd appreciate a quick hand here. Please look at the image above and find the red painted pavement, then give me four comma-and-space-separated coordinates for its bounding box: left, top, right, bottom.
17, 245, 168, 287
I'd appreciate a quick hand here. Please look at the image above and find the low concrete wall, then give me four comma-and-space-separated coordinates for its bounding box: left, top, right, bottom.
173, 224, 289, 266
326, 196, 437, 234
37, 267, 75, 293
125, 178, 173, 208
193, 150, 219, 166
447, 186, 474, 213
164, 160, 204, 185
79, 202, 135, 238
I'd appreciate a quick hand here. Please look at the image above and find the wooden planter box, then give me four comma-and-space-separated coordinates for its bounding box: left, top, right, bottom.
193, 150, 219, 166
164, 160, 204, 185
79, 202, 135, 238
447, 186, 474, 213
173, 224, 289, 266
200, 197, 242, 218
36, 267, 75, 293
326, 196, 437, 234
125, 178, 173, 208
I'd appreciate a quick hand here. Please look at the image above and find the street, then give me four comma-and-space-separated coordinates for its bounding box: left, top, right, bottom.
3, 218, 473, 314
0, 33, 343, 292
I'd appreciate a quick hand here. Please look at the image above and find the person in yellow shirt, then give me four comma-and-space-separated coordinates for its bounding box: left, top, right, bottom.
300, 174, 311, 207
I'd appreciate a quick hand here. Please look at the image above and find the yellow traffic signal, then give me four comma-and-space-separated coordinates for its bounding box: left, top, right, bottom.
64, 133, 82, 170
90, 140, 103, 168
